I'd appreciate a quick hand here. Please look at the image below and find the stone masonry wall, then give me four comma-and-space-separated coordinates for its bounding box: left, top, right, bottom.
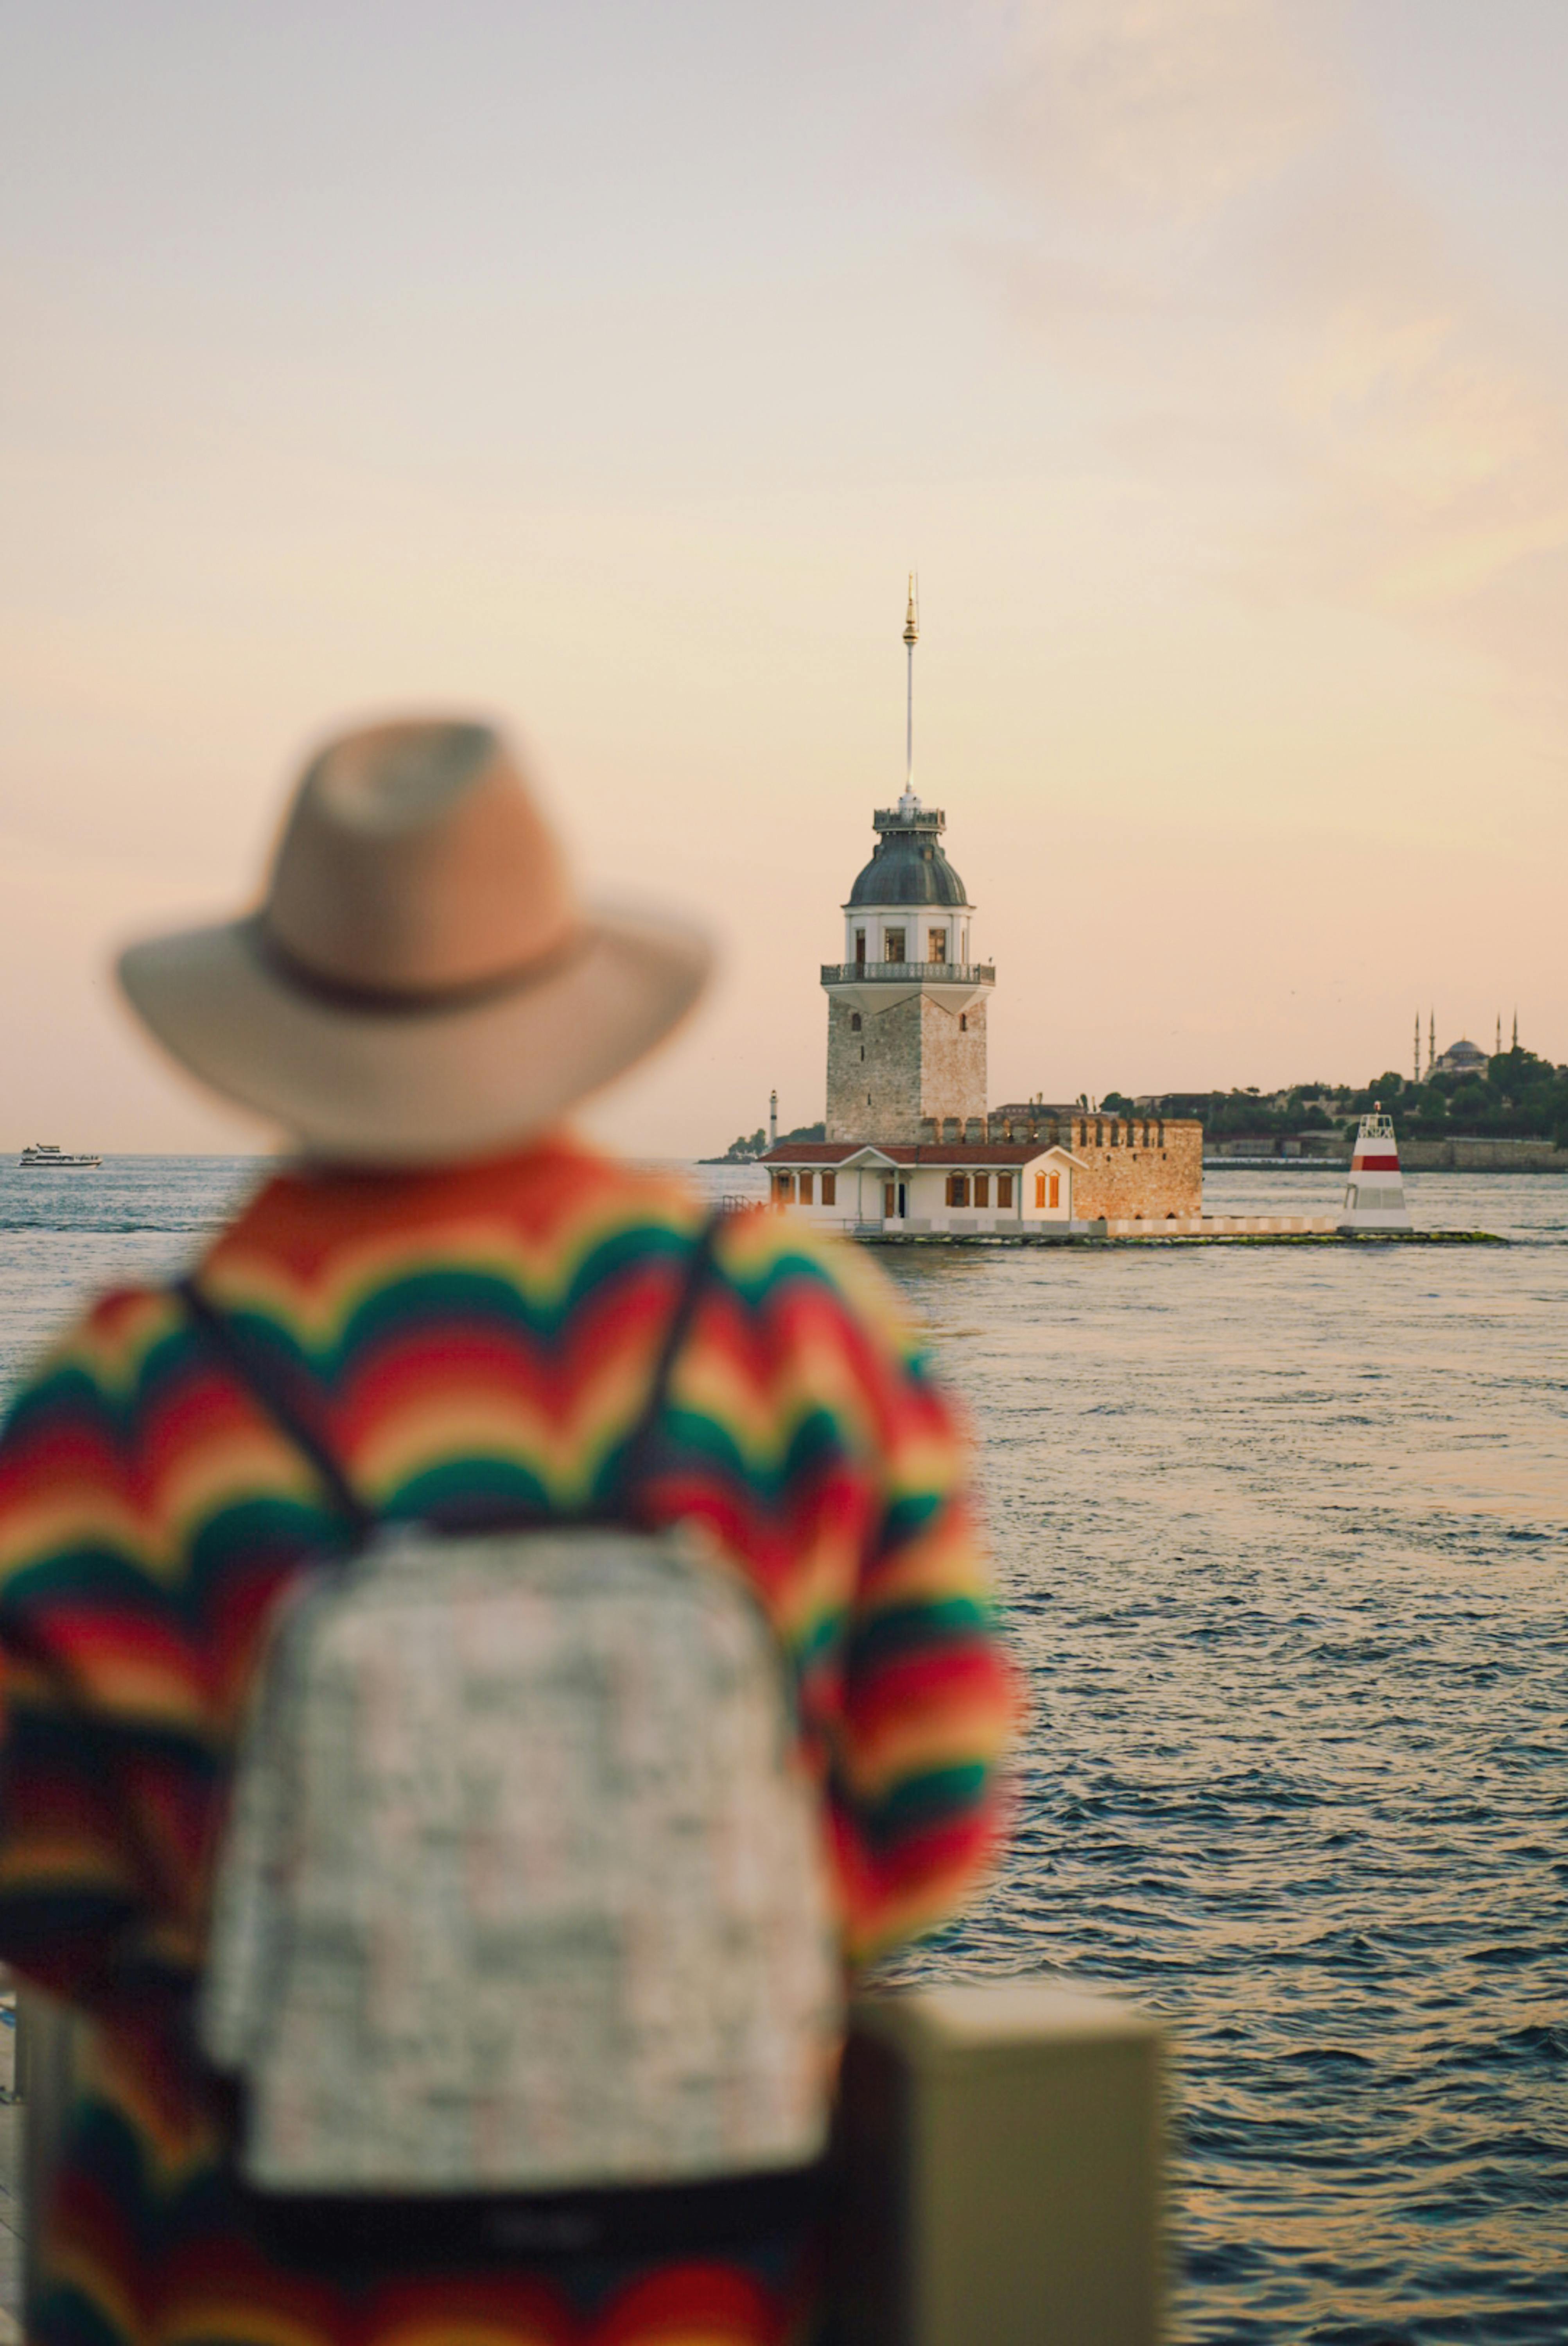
1065, 1116, 1203, 1220
1400, 1137, 1568, 1172
825, 990, 988, 1142
917, 994, 988, 1135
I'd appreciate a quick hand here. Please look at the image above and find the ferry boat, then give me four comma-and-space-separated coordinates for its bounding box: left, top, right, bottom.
19, 1143, 101, 1168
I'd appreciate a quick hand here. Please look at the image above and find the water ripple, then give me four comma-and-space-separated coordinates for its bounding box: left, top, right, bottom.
0, 1157, 1563, 2341
881, 1170, 1568, 2344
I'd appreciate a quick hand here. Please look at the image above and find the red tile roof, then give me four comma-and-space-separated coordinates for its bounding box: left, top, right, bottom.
761, 1140, 1066, 1166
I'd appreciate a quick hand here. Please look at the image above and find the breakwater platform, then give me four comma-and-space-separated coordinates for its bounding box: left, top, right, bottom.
855, 1217, 1503, 1247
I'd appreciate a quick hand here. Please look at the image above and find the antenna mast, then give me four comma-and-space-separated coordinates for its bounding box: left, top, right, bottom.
903, 572, 919, 800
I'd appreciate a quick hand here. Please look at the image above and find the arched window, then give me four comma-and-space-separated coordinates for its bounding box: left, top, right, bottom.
959, 1013, 968, 1032
850, 1011, 862, 1031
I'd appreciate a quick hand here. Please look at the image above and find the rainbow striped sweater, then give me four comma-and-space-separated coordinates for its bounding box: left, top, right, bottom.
0, 1140, 1014, 2346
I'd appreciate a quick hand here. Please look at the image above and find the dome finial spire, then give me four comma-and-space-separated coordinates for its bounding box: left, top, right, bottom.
901, 571, 920, 809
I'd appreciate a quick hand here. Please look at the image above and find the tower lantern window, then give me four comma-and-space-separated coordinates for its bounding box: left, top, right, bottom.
885, 929, 906, 963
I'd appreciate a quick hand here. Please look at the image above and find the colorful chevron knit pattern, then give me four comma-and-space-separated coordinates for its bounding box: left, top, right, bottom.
0, 1140, 1014, 2346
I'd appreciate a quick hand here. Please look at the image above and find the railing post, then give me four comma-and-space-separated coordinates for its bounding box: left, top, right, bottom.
834, 1982, 1165, 2346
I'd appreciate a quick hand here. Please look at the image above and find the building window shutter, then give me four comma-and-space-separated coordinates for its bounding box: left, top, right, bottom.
775, 1172, 795, 1203
799, 1172, 813, 1204
1034, 1173, 1046, 1209
821, 1172, 836, 1205
1050, 1173, 1060, 1207
997, 1174, 1013, 1208
974, 1175, 989, 1207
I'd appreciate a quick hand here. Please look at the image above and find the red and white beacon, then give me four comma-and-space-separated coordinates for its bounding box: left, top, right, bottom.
1340, 1106, 1414, 1232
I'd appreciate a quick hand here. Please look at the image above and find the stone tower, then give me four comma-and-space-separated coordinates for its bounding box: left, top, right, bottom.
822, 793, 994, 1141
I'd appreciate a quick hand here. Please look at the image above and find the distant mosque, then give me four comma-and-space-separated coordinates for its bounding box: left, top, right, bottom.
1417, 1010, 1519, 1082
762, 585, 1203, 1233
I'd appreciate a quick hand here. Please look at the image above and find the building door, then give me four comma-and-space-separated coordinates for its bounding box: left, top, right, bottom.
897, 1182, 908, 1218
884, 1181, 896, 1219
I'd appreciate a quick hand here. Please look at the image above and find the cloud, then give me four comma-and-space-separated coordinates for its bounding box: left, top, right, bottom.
969, 0, 1568, 685
977, 0, 1332, 222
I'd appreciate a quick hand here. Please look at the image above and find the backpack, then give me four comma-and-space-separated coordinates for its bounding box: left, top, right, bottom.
179, 1220, 842, 2199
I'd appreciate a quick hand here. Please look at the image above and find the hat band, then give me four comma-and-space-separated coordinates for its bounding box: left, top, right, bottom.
248, 915, 592, 1017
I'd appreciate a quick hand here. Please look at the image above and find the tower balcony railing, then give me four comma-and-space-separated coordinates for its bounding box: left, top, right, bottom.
872, 804, 944, 831
821, 958, 995, 986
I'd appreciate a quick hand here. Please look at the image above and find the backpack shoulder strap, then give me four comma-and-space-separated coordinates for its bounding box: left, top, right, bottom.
612, 1211, 725, 1510
174, 1276, 376, 1544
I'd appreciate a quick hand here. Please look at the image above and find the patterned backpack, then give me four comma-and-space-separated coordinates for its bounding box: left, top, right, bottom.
180, 1220, 841, 2202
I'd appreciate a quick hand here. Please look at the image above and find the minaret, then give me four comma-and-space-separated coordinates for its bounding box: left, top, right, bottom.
1413, 1012, 1420, 1087
1427, 1010, 1435, 1079
1512, 1008, 1519, 1050
1496, 1013, 1502, 1056
822, 586, 994, 1143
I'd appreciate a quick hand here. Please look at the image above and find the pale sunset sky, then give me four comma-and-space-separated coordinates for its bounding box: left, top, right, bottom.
3, 0, 1566, 1154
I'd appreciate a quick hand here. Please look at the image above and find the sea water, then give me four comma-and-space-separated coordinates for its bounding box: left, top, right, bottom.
0, 1156, 1563, 2344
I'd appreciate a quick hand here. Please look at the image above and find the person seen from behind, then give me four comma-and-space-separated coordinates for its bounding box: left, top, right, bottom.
0, 719, 1015, 2346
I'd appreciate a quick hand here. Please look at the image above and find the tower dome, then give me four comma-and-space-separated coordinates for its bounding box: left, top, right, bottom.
847, 811, 969, 908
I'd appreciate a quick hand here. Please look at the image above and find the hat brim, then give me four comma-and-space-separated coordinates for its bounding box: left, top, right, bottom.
117, 908, 713, 1163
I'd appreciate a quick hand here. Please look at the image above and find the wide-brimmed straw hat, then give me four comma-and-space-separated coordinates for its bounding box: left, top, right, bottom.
118, 717, 712, 1163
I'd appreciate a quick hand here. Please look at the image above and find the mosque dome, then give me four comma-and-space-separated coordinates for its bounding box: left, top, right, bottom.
847, 818, 969, 908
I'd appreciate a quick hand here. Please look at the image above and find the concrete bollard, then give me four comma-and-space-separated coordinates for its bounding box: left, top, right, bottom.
834, 1982, 1166, 2346
16, 1986, 86, 2334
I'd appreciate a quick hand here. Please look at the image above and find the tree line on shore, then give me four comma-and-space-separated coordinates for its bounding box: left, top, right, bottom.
712, 1048, 1567, 1161
1105, 1047, 1568, 1148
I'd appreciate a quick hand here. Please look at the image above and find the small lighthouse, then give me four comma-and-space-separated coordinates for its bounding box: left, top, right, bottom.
1340, 1106, 1414, 1232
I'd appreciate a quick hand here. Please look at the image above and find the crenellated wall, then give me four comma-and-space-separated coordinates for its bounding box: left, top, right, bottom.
1070, 1117, 1203, 1220
972, 1113, 1204, 1219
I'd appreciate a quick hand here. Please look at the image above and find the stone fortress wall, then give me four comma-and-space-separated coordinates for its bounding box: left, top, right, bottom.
974, 1108, 1204, 1221
1073, 1117, 1203, 1220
